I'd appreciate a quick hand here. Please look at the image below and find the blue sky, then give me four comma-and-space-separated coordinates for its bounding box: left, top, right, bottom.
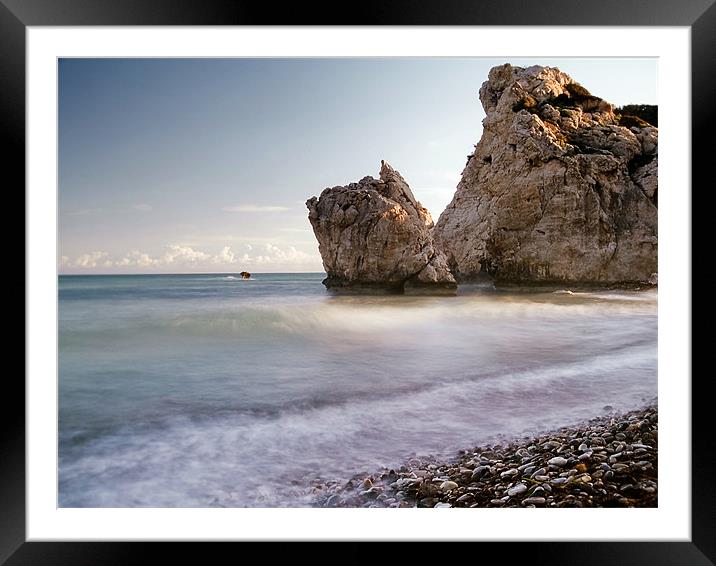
58, 57, 657, 273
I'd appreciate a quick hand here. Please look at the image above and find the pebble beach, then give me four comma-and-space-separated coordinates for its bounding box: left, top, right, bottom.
319, 404, 658, 508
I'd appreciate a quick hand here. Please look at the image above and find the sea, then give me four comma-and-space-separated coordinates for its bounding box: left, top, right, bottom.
58, 273, 657, 507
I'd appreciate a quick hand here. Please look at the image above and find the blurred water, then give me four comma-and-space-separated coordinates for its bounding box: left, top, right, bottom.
58, 273, 657, 507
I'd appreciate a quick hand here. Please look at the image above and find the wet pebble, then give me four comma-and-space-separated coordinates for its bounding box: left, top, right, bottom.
507, 483, 528, 497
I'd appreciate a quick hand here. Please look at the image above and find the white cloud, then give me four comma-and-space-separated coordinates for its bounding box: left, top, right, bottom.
236, 243, 313, 267
74, 251, 109, 268
222, 205, 290, 213
125, 250, 159, 267
62, 242, 321, 272
134, 204, 153, 212
161, 245, 211, 264
216, 246, 236, 264
136, 254, 156, 267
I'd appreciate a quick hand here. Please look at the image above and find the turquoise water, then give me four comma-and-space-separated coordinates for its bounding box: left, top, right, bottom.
59, 273, 657, 507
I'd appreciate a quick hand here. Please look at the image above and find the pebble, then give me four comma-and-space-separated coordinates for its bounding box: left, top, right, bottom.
507, 483, 528, 497
548, 457, 568, 467
471, 466, 489, 479
500, 469, 519, 478
440, 481, 459, 491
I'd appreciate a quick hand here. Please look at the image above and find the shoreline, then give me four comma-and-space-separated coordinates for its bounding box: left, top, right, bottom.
318, 404, 657, 508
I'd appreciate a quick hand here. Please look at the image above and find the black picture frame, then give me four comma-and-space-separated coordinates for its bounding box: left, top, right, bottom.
6, 0, 704, 563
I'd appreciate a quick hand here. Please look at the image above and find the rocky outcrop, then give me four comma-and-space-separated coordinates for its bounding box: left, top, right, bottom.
306, 161, 457, 294
433, 64, 658, 286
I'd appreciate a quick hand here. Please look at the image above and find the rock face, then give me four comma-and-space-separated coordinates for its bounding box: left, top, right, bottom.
306, 161, 457, 294
434, 64, 658, 285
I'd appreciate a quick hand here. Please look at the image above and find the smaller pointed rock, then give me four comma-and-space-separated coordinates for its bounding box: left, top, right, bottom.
306, 162, 456, 295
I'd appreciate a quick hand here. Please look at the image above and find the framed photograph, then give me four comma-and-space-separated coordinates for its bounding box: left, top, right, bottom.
9, 0, 704, 562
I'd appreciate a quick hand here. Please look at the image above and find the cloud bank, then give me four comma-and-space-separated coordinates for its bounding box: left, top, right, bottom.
60, 243, 321, 273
